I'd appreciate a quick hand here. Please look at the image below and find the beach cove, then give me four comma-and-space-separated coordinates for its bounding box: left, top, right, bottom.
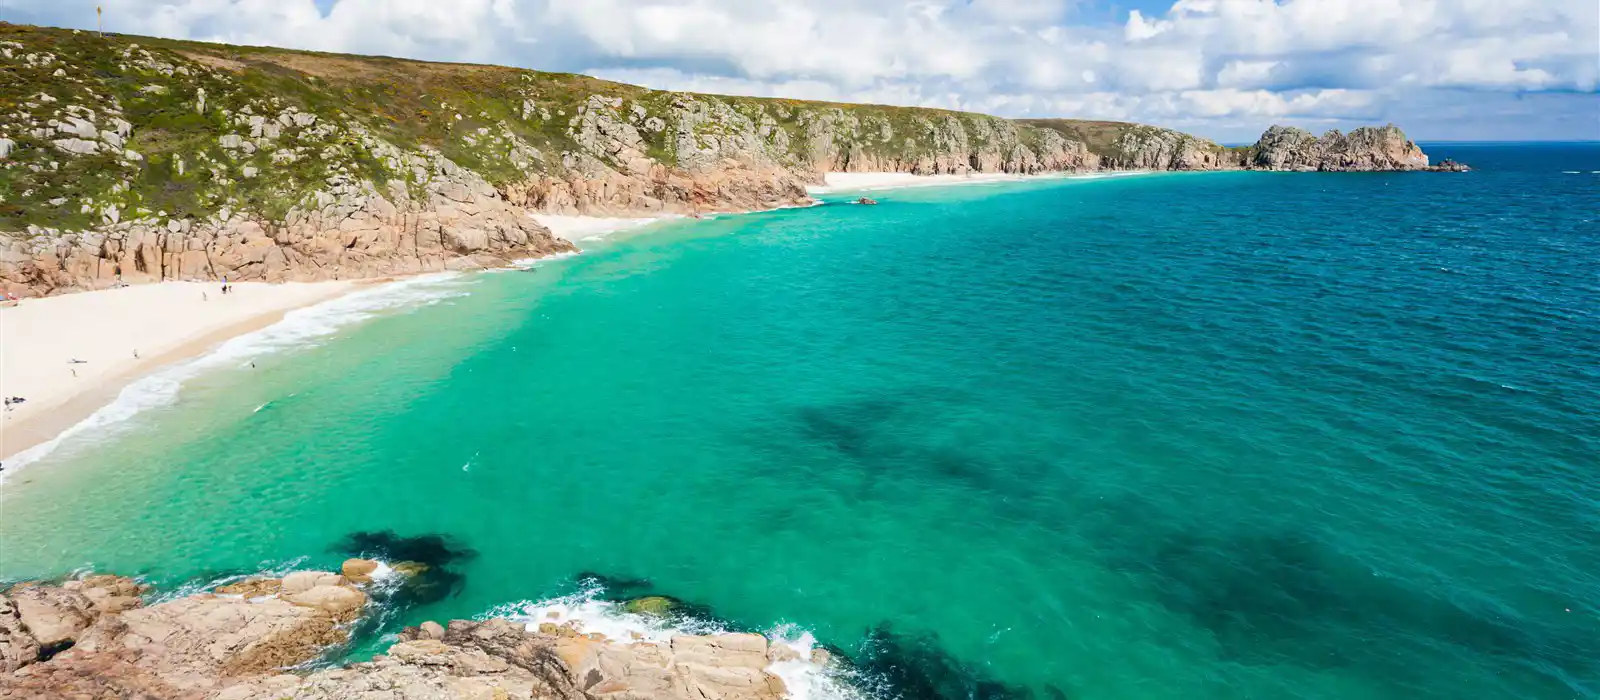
3, 146, 1597, 699
0, 172, 1059, 471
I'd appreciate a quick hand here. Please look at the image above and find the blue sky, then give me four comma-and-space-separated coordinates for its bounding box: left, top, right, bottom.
6, 0, 1597, 142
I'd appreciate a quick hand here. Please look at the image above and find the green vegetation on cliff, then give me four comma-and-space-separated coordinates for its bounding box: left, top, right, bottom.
0, 23, 1106, 232
0, 23, 1436, 236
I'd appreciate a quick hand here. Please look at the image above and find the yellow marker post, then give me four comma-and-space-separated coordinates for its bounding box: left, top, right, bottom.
97, 6, 104, 37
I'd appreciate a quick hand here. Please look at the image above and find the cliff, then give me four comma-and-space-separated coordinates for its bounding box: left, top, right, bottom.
0, 23, 1455, 297
0, 562, 821, 699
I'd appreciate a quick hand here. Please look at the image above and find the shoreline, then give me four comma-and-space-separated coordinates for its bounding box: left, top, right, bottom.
532, 213, 672, 241
0, 280, 360, 464
0, 177, 1095, 471
0, 562, 845, 699
0, 212, 677, 472
807, 169, 1150, 194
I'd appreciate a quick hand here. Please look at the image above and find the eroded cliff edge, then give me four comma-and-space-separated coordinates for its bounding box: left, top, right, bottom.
0, 562, 822, 700
0, 23, 1461, 296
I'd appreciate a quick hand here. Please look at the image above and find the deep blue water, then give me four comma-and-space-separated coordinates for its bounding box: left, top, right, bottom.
2, 143, 1597, 699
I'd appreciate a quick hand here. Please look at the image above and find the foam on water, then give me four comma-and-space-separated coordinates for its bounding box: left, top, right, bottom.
485, 583, 863, 700
149, 555, 312, 605
0, 273, 471, 479
509, 250, 582, 268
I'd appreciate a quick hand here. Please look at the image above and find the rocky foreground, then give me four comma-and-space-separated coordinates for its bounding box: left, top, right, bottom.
0, 561, 818, 699
1, 23, 1466, 297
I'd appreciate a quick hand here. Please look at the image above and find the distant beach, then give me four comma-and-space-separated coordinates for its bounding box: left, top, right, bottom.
808, 170, 1148, 194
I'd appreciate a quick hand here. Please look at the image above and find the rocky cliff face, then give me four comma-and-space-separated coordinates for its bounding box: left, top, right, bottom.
1245, 125, 1431, 171
0, 23, 1449, 297
4, 157, 576, 294
0, 563, 820, 700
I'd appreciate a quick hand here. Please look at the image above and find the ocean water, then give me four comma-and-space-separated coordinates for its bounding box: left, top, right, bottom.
2, 143, 1597, 699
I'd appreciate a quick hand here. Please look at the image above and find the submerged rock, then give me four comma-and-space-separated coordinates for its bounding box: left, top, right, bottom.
621, 595, 677, 617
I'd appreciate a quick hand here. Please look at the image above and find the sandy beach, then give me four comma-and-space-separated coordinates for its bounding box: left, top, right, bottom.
0, 214, 666, 468
0, 280, 356, 462
807, 170, 1153, 194
808, 171, 1048, 193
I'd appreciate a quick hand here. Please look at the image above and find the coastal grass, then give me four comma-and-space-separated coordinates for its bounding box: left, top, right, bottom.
1, 22, 1148, 232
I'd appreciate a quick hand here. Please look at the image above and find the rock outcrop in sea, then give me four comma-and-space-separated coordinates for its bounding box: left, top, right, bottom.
0, 562, 820, 699
0, 23, 1462, 297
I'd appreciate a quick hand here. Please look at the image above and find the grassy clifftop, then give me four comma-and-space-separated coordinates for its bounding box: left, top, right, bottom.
3, 23, 1433, 238
0, 23, 1197, 233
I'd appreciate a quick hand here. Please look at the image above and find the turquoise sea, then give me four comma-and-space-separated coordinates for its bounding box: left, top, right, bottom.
2, 143, 1597, 699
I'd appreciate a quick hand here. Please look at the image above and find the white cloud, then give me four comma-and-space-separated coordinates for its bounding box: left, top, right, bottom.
8, 0, 1598, 140
1216, 60, 1279, 88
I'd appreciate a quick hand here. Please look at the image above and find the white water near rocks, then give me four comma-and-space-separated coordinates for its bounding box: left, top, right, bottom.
489, 585, 864, 700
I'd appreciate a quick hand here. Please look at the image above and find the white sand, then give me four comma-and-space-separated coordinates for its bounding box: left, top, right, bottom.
807, 171, 1042, 193
807, 170, 1151, 194
0, 280, 355, 460
532, 214, 665, 241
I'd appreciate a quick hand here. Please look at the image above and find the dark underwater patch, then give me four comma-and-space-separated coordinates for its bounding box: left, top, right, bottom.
572, 571, 654, 598
782, 393, 1061, 500
850, 623, 1066, 700
1093, 517, 1592, 696
794, 397, 903, 459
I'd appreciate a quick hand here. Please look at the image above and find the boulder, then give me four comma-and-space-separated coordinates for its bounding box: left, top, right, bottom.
62, 574, 145, 614
0, 596, 41, 672
51, 137, 99, 154
9, 584, 96, 650
216, 578, 282, 598
283, 585, 367, 619
340, 558, 380, 584
113, 591, 349, 679
0, 575, 798, 700
280, 570, 342, 595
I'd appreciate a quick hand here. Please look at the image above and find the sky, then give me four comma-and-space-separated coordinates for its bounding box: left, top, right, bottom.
3, 0, 1596, 142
